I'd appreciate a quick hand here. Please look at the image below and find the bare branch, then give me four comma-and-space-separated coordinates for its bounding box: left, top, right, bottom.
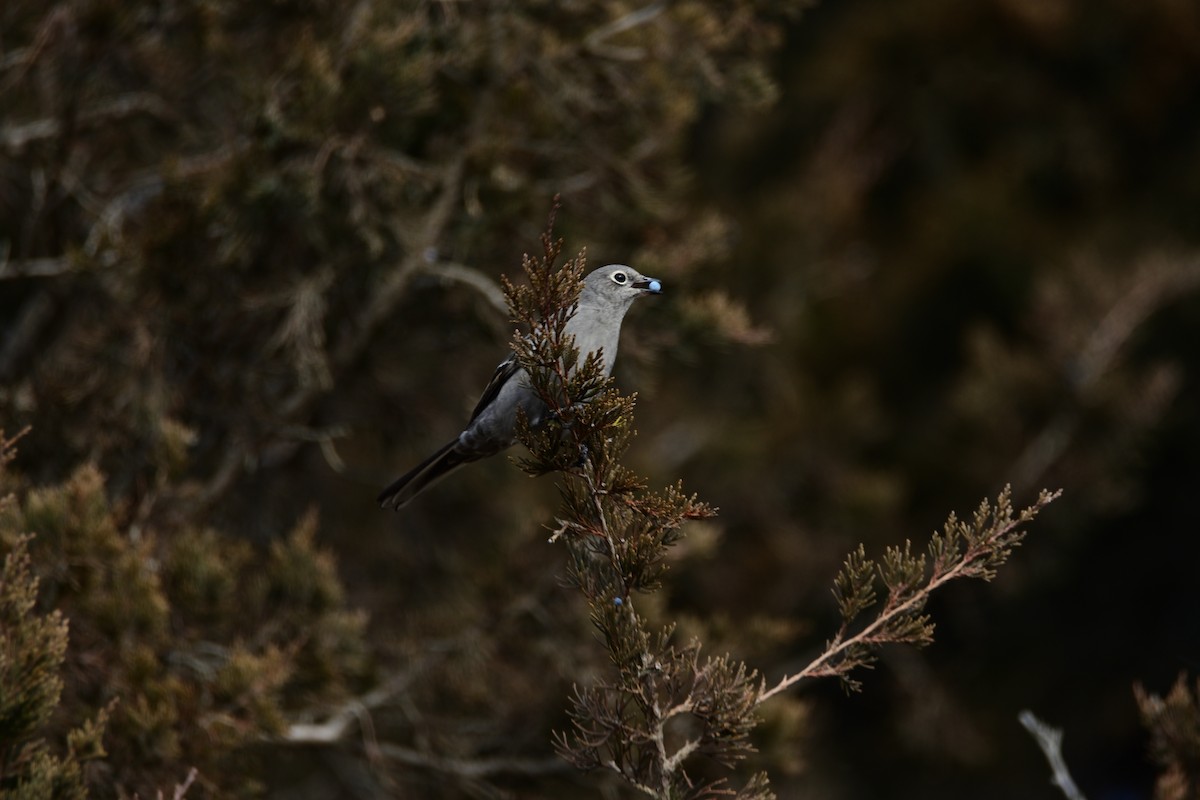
663, 737, 701, 774
1, 92, 177, 150
0, 256, 72, 279
377, 745, 567, 779
1012, 254, 1200, 490
0, 8, 72, 91
331, 151, 468, 372
157, 767, 199, 800
585, 2, 668, 60
420, 260, 508, 315
284, 628, 478, 744
1019, 710, 1088, 800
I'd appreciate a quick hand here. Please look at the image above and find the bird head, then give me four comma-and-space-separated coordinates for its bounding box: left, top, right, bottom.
581, 264, 663, 310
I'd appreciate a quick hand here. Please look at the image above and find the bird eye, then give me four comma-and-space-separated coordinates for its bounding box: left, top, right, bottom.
611, 271, 628, 285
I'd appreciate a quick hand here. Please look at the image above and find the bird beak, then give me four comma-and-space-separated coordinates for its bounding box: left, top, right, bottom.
633, 277, 663, 294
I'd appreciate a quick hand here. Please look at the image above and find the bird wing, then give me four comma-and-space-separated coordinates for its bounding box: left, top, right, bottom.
467, 354, 521, 422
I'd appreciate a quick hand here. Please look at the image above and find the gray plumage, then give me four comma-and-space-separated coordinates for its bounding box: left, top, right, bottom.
378, 264, 662, 509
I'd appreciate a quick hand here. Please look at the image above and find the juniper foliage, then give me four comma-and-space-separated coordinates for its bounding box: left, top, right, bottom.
0, 429, 370, 798
508, 218, 769, 798
0, 432, 108, 800
1136, 675, 1200, 800
0, 535, 111, 800
0, 0, 1195, 796
506, 215, 1060, 798
776, 486, 1062, 695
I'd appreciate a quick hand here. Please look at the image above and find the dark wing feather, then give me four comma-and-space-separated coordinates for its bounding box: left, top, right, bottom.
468, 355, 520, 422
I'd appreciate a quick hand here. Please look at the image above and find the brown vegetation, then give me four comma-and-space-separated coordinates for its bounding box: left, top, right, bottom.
3, 1, 1200, 798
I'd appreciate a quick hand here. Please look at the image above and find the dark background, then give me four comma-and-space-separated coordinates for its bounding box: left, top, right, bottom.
2, 0, 1199, 797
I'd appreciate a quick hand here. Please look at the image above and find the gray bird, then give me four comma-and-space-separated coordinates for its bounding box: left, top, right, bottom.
378, 264, 663, 509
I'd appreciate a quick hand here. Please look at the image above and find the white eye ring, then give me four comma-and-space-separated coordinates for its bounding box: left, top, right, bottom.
611, 271, 628, 285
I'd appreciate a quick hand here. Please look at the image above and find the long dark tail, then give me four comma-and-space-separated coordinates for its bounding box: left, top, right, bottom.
377, 440, 470, 509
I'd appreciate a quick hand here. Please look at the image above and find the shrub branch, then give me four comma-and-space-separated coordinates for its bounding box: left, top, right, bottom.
759, 486, 1061, 701
505, 207, 1059, 799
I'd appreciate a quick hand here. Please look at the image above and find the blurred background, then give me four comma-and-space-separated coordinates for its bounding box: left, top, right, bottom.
2, 0, 1199, 797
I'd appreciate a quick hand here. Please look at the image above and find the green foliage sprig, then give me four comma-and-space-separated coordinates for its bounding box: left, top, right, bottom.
759, 486, 1060, 700
0, 534, 111, 800
506, 213, 1059, 799
0, 431, 109, 800
0, 428, 370, 798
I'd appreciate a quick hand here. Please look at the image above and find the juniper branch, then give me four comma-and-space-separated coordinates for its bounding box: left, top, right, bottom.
504, 208, 1057, 798
757, 487, 1060, 704
506, 210, 745, 799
